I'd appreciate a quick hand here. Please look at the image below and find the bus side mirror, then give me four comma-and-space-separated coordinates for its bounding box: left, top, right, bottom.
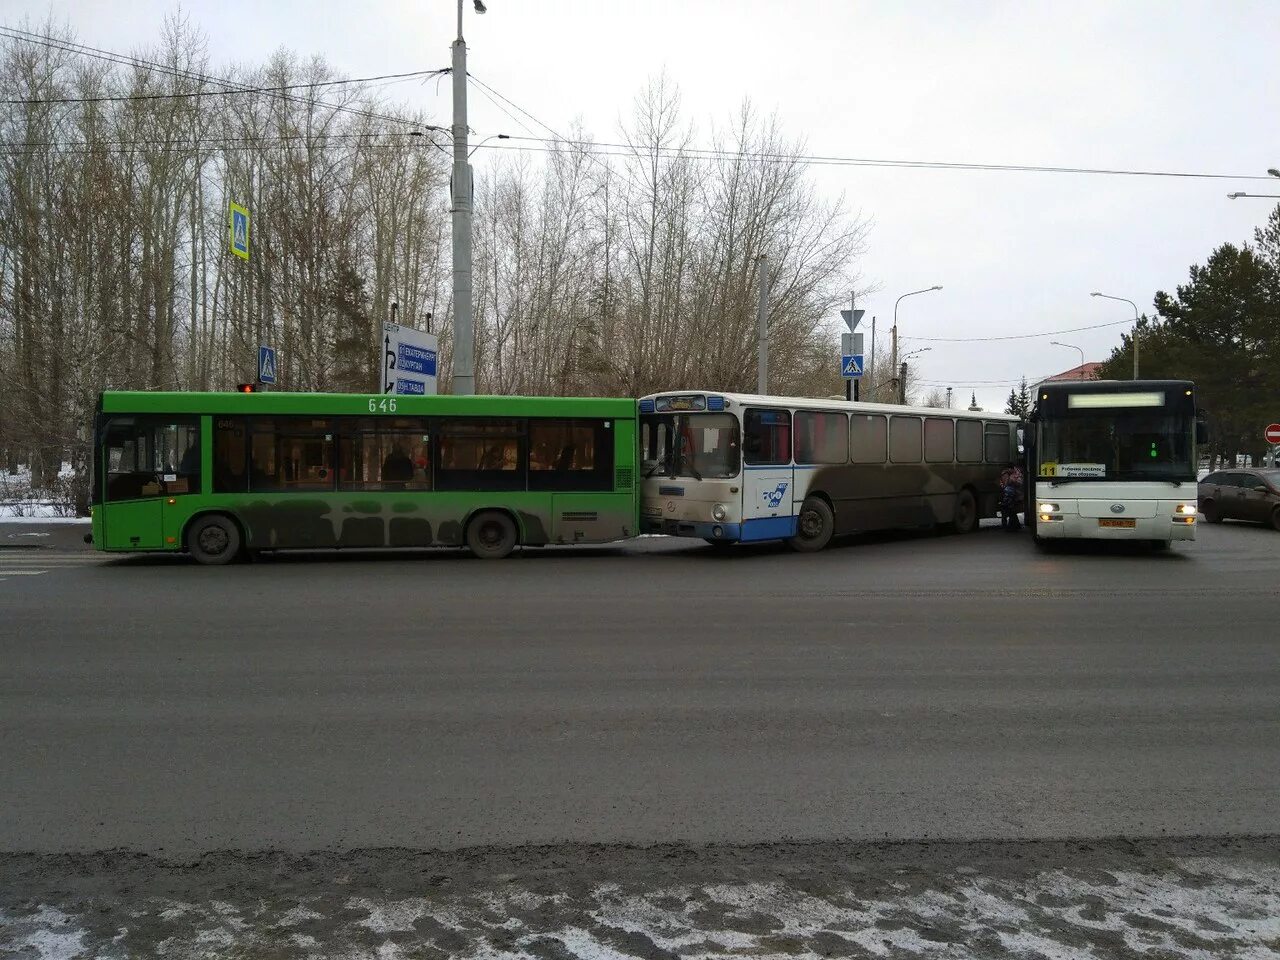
1195, 421, 1209, 445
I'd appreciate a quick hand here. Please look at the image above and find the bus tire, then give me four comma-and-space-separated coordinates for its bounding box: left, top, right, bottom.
787, 497, 834, 552
467, 511, 518, 559
1202, 501, 1221, 523
187, 514, 242, 566
1150, 540, 1171, 552
1270, 507, 1280, 532
952, 489, 979, 534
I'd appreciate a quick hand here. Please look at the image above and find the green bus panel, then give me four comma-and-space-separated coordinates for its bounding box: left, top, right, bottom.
93, 392, 640, 556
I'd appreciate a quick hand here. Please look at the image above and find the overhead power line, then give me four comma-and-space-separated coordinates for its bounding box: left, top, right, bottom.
0, 69, 447, 105
0, 26, 440, 133
488, 135, 1275, 182
900, 318, 1137, 342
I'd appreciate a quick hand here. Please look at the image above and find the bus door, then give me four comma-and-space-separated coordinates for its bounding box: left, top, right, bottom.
100, 418, 200, 550
742, 409, 795, 537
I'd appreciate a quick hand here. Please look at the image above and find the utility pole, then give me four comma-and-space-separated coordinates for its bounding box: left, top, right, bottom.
756, 254, 769, 395
946, 386, 953, 409
869, 315, 876, 397
450, 0, 478, 395
846, 290, 859, 402
899, 362, 908, 404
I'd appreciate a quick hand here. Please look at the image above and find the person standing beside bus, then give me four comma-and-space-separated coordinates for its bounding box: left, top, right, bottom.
999, 464, 1024, 531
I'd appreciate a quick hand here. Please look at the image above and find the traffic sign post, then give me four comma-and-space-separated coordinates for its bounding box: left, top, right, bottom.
840, 331, 864, 401
257, 345, 277, 386
383, 321, 439, 395
229, 202, 250, 260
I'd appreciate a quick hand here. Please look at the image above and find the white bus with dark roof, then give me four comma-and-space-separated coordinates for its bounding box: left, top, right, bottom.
638, 391, 1019, 551
1026, 379, 1204, 549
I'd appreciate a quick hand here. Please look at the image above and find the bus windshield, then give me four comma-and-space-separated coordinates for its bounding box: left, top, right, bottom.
641, 413, 740, 479
1038, 411, 1194, 482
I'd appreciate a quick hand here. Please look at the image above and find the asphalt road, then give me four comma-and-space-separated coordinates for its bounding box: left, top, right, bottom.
2, 519, 1278, 853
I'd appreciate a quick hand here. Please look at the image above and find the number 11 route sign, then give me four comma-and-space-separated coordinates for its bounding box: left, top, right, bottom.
229, 202, 250, 260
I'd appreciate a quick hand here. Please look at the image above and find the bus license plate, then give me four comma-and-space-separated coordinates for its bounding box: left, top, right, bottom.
1098, 518, 1136, 528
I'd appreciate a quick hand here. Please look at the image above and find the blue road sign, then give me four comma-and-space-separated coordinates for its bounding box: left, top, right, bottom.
841, 354, 864, 378
396, 342, 437, 377
258, 345, 277, 384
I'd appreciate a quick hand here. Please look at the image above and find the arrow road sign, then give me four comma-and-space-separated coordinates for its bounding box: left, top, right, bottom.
840, 308, 865, 331
257, 345, 276, 384
841, 354, 864, 378
382, 321, 438, 395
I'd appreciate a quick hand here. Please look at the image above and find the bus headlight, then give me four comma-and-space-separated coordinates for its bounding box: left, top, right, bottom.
1038, 502, 1058, 513
1176, 503, 1197, 515
712, 503, 728, 521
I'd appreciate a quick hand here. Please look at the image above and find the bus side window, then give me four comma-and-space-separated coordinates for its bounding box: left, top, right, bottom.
744, 409, 791, 465
214, 418, 247, 493
984, 421, 1012, 464
851, 415, 887, 464
924, 418, 954, 463
889, 416, 922, 464
956, 420, 983, 463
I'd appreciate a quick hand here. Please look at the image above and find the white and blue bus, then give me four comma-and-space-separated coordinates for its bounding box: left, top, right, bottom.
1026, 379, 1204, 549
638, 391, 1019, 550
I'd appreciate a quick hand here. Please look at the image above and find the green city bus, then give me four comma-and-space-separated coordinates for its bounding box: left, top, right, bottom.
90, 391, 639, 563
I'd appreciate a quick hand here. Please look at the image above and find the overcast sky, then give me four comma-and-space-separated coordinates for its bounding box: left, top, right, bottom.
10, 0, 1280, 409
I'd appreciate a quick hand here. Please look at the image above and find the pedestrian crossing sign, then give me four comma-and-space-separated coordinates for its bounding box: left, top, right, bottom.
841, 354, 864, 378
229, 202, 250, 260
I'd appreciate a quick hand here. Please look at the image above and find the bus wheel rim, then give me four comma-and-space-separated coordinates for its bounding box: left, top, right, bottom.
199, 526, 228, 554
800, 510, 823, 538
480, 521, 503, 547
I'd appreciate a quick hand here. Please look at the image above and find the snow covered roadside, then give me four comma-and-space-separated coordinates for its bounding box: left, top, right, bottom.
2, 838, 1278, 959
0, 512, 88, 524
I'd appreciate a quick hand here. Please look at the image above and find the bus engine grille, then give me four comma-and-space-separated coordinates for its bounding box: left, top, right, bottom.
615, 466, 634, 490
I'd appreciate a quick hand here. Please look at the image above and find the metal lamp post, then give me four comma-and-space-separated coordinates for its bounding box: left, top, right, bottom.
1050, 340, 1085, 378
1091, 292, 1140, 379
890, 285, 942, 397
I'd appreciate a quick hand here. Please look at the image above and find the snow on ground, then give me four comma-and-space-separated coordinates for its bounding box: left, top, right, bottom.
2, 840, 1279, 959
0, 464, 84, 520
0, 506, 87, 522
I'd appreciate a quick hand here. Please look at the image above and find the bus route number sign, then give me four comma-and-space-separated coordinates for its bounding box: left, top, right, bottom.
368, 398, 398, 413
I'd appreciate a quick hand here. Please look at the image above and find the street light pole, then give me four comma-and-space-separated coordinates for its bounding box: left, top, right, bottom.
890, 285, 942, 403
756, 254, 769, 395
1091, 292, 1140, 379
450, 0, 485, 395
1050, 340, 1085, 378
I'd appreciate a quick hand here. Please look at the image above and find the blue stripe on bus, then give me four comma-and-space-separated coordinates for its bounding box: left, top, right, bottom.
740, 515, 799, 541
